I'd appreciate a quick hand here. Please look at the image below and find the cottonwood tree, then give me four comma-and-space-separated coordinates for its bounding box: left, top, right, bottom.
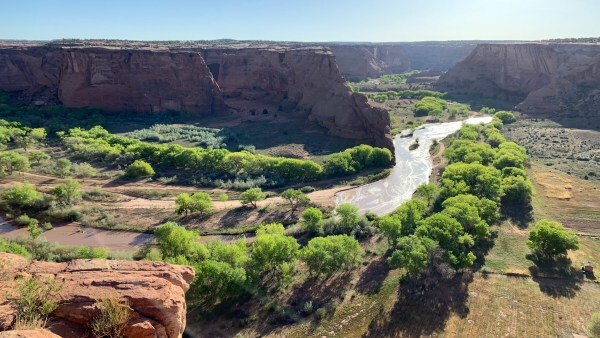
281, 188, 308, 211
175, 192, 213, 216
240, 188, 265, 208
0, 151, 30, 176
527, 220, 579, 258
54, 158, 72, 178
301, 207, 323, 234
388, 235, 437, 277
299, 235, 362, 278
415, 183, 438, 207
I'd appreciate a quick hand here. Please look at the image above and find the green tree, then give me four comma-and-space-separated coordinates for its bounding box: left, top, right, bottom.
28, 151, 51, 166
323, 152, 356, 176
154, 222, 201, 261
501, 175, 533, 205
53, 178, 81, 207
301, 207, 323, 234
299, 235, 363, 277
124, 160, 154, 179
175, 192, 213, 216
54, 158, 72, 178
388, 235, 437, 277
392, 199, 428, 236
189, 259, 246, 306
494, 111, 516, 124
527, 220, 579, 258
3, 183, 42, 207
250, 224, 299, 277
240, 187, 265, 208
0, 151, 30, 176
218, 193, 229, 207
72, 162, 97, 181
378, 215, 402, 246
335, 203, 360, 234
442, 194, 498, 227
16, 127, 46, 152
281, 188, 309, 211
415, 183, 438, 207
416, 213, 476, 268
367, 147, 393, 167
440, 162, 502, 201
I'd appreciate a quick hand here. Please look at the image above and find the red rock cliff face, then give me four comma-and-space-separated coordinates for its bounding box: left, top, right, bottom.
198, 47, 393, 149
0, 46, 224, 114
0, 44, 392, 149
0, 252, 195, 338
326, 42, 477, 81
437, 43, 600, 116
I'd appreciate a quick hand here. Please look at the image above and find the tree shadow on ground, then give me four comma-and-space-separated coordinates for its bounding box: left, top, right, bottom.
355, 253, 391, 295
527, 254, 583, 298
364, 257, 472, 338
287, 272, 353, 314
216, 207, 297, 229
500, 203, 534, 229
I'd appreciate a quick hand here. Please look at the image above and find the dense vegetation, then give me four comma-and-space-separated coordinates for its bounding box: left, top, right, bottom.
59, 126, 392, 188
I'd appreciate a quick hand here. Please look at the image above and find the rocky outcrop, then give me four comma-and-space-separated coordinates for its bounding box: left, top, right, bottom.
197, 46, 393, 149
0, 46, 223, 114
326, 42, 478, 81
437, 43, 600, 117
0, 252, 195, 338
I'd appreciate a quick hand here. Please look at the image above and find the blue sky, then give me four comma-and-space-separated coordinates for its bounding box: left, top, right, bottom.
1, 0, 598, 42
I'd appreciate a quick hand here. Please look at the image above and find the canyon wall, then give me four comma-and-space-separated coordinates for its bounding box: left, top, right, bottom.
0, 46, 224, 114
0, 252, 194, 338
326, 42, 478, 81
0, 43, 392, 149
437, 43, 600, 116
196, 46, 392, 149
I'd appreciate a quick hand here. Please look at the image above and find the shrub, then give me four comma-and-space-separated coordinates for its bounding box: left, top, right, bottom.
3, 183, 43, 208
587, 312, 600, 338
90, 297, 131, 338
299, 235, 362, 277
124, 160, 155, 179
11, 276, 62, 329
15, 214, 33, 227
0, 238, 30, 257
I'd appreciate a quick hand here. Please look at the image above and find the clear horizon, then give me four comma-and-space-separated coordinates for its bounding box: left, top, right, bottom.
1, 0, 599, 42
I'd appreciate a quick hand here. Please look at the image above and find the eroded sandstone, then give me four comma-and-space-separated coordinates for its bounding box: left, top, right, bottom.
0, 252, 195, 338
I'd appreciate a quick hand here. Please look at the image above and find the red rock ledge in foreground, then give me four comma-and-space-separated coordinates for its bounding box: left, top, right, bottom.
0, 252, 195, 338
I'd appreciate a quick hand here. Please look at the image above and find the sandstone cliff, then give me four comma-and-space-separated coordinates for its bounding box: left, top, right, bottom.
0, 252, 195, 338
197, 46, 393, 149
0, 46, 224, 114
437, 43, 600, 116
326, 42, 478, 81
0, 43, 392, 149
